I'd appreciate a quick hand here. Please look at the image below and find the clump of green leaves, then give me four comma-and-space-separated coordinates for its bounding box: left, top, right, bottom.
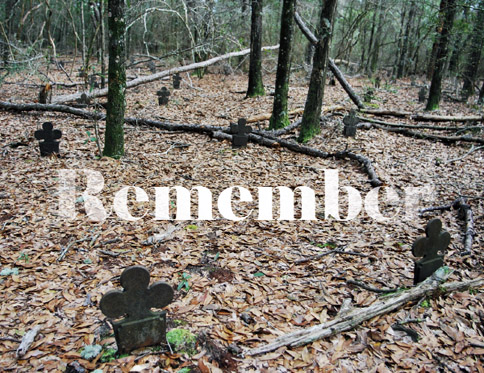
178, 272, 191, 291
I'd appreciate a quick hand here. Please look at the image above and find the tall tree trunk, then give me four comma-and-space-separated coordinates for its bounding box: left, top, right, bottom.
269, 0, 296, 130
365, 3, 377, 75
397, 0, 416, 78
298, 0, 338, 143
1, 0, 15, 65
369, 0, 385, 75
462, 0, 484, 100
103, 0, 126, 158
426, 0, 457, 111
393, 7, 407, 76
246, 0, 265, 97
100, 1, 106, 89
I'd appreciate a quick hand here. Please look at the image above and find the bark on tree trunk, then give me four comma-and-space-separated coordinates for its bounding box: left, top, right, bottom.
246, 0, 265, 97
369, 0, 385, 75
426, 0, 457, 111
397, 0, 416, 78
298, 0, 338, 143
269, 0, 296, 130
103, 0, 126, 158
462, 0, 484, 100
294, 12, 364, 109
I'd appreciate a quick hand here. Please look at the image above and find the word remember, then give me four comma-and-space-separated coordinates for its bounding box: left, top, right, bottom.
57, 169, 432, 223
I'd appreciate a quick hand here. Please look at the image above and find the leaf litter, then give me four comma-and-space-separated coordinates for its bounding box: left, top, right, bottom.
0, 66, 483, 372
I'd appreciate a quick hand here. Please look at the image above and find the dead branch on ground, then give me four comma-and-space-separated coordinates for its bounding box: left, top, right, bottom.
247, 269, 484, 356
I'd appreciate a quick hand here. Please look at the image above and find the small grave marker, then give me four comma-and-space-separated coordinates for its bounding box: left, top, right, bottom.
418, 87, 427, 103
374, 76, 381, 89
157, 87, 170, 105
34, 122, 62, 156
343, 110, 359, 137
229, 118, 252, 148
88, 75, 99, 89
148, 61, 156, 74
412, 219, 450, 284
100, 266, 174, 353
173, 73, 182, 89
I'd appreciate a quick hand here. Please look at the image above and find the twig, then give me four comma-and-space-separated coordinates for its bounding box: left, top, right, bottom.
347, 279, 400, 294
98, 249, 120, 257
444, 145, 484, 164
58, 237, 90, 262
296, 247, 367, 264
16, 325, 41, 358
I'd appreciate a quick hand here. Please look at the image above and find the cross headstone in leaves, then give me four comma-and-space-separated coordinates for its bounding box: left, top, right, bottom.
173, 73, 182, 89
100, 266, 174, 353
343, 110, 359, 137
34, 122, 62, 156
419, 87, 427, 103
157, 87, 170, 105
229, 118, 252, 148
412, 219, 450, 284
88, 75, 99, 89
148, 61, 156, 74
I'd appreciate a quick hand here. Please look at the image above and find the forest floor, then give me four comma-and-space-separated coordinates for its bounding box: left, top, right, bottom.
0, 62, 484, 372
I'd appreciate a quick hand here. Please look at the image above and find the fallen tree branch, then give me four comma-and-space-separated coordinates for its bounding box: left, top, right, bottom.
294, 12, 364, 109
358, 116, 484, 133
359, 121, 484, 145
247, 269, 484, 356
412, 113, 484, 122
247, 105, 345, 124
359, 110, 483, 123
0, 101, 383, 187
360, 109, 412, 118
51, 45, 280, 104
347, 279, 400, 294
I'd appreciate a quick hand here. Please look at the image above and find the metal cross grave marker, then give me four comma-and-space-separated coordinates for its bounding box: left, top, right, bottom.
157, 87, 170, 105
412, 219, 450, 284
343, 110, 359, 137
100, 266, 174, 353
173, 73, 182, 89
418, 87, 427, 103
229, 118, 252, 148
34, 122, 62, 156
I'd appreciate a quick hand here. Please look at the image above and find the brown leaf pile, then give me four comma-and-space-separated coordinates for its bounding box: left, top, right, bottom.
0, 64, 483, 372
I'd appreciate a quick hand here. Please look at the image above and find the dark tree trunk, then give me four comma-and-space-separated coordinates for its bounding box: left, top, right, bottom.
369, 0, 385, 75
246, 0, 265, 97
462, 0, 484, 100
426, 0, 457, 111
104, 0, 126, 158
269, 0, 296, 130
1, 0, 15, 65
397, 0, 416, 78
298, 0, 338, 143
393, 7, 407, 76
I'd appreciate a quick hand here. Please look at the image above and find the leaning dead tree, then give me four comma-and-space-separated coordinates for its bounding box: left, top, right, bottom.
294, 11, 365, 109
247, 268, 484, 356
0, 101, 382, 187
51, 45, 280, 104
